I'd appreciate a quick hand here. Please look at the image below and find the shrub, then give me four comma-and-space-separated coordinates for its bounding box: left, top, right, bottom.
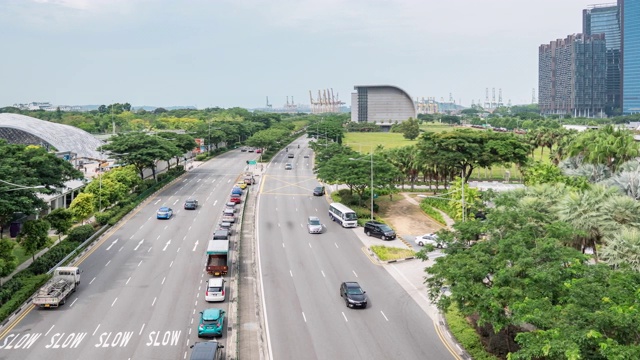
0, 274, 49, 322
108, 203, 136, 225
94, 211, 112, 225
444, 306, 499, 360
26, 241, 79, 275
66, 225, 96, 244
195, 154, 207, 161
370, 245, 415, 261
420, 197, 455, 221
419, 202, 446, 225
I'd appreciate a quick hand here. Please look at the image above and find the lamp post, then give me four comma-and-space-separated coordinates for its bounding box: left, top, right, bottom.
0, 179, 45, 192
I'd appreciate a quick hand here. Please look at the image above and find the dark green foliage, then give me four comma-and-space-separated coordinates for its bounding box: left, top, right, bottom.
66, 225, 95, 244
26, 241, 79, 275
94, 211, 112, 225
0, 274, 49, 320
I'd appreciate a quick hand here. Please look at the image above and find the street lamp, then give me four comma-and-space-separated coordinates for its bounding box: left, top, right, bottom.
349, 149, 374, 221
0, 179, 46, 192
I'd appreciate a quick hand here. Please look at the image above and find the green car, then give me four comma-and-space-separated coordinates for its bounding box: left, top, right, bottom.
198, 308, 225, 338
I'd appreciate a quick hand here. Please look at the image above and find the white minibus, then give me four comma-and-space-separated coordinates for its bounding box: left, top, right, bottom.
328, 203, 358, 228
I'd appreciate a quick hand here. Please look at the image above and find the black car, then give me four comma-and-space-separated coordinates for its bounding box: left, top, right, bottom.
340, 282, 368, 309
213, 229, 230, 240
288, 153, 294, 158
363, 221, 396, 240
184, 199, 199, 210
313, 186, 325, 196
189, 341, 224, 360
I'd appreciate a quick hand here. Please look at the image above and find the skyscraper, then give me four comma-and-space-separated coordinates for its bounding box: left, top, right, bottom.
621, 0, 640, 114
583, 3, 621, 115
539, 34, 607, 117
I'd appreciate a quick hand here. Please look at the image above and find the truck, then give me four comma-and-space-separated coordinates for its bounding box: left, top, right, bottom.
33, 266, 81, 308
206, 240, 229, 276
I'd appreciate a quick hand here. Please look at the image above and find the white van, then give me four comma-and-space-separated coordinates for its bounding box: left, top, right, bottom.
328, 203, 358, 228
205, 278, 226, 302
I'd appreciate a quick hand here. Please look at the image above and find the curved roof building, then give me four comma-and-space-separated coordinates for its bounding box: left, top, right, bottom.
0, 113, 104, 160
351, 85, 417, 124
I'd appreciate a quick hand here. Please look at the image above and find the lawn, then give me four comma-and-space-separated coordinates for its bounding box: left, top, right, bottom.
11, 242, 30, 265
370, 245, 416, 261
344, 132, 417, 152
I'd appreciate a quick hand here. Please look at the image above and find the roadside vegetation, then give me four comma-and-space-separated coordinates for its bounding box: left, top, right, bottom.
369, 245, 415, 261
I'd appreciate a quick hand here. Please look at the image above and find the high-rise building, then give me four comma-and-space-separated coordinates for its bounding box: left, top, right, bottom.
583, 3, 621, 115
621, 0, 640, 114
539, 34, 607, 117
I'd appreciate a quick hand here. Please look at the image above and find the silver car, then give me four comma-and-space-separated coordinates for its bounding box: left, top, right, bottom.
307, 216, 323, 234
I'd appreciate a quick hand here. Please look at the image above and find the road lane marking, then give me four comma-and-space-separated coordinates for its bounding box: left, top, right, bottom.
192, 240, 199, 251
130, 235, 135, 240
342, 312, 348, 322
105, 260, 111, 267
213, 200, 217, 206
138, 260, 143, 267
335, 243, 339, 248
282, 243, 285, 248
139, 323, 146, 336
111, 298, 118, 307
45, 325, 55, 336
380, 311, 389, 321
106, 238, 118, 251
162, 277, 166, 285
302, 312, 307, 322
290, 270, 293, 277
148, 247, 152, 253
321, 270, 325, 277
308, 243, 312, 249
119, 246, 124, 252
157, 235, 161, 240
352, 270, 358, 278
177, 247, 180, 253
169, 261, 174, 268
134, 239, 144, 250
152, 297, 157, 306
163, 240, 171, 251
90, 277, 96, 284
93, 324, 101, 336
126, 277, 131, 285
70, 298, 78, 307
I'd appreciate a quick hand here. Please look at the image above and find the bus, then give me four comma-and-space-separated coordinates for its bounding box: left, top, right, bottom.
328, 203, 358, 228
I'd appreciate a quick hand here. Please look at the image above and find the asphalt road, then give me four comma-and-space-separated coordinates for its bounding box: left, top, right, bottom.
0, 151, 255, 360
258, 141, 456, 360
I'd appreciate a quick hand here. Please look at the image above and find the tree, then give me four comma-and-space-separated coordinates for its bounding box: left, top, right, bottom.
568, 125, 640, 173
0, 140, 83, 238
45, 208, 74, 240
18, 219, 50, 261
399, 118, 420, 140
99, 132, 181, 181
69, 192, 95, 224
600, 227, 640, 271
0, 238, 16, 277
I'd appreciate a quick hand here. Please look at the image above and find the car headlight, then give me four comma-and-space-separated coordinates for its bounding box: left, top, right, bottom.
347, 298, 358, 303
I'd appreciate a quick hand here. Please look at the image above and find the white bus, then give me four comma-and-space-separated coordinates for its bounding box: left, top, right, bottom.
328, 203, 358, 228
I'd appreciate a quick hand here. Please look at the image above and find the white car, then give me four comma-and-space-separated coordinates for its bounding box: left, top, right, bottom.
415, 233, 446, 248
205, 278, 226, 302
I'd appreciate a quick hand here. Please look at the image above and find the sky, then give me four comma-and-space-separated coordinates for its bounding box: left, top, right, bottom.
0, 0, 602, 109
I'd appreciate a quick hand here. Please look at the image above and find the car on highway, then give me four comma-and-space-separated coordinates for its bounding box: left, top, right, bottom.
189, 341, 224, 360
229, 196, 242, 204
288, 153, 294, 158
223, 208, 235, 216
198, 308, 225, 337
415, 233, 446, 248
364, 221, 396, 240
184, 199, 198, 210
219, 222, 233, 234
156, 207, 173, 219
307, 216, 323, 234
225, 201, 236, 208
313, 186, 325, 196
231, 187, 243, 196
205, 278, 226, 302
340, 282, 368, 309
285, 163, 292, 170
235, 182, 247, 189
303, 154, 309, 158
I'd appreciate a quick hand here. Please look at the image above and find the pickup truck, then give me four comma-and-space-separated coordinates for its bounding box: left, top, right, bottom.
33, 267, 81, 308
206, 240, 229, 276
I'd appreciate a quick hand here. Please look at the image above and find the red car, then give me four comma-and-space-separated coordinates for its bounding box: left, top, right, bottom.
230, 196, 242, 204
256, 149, 262, 154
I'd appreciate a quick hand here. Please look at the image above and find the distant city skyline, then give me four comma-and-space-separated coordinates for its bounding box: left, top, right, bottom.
1, 0, 600, 109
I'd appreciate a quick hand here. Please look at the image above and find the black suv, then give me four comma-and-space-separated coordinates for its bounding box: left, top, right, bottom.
363, 221, 396, 240
184, 199, 198, 210
313, 186, 325, 196
340, 282, 368, 309
190, 341, 224, 360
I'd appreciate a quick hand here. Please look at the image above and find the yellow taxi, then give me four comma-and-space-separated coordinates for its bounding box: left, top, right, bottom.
236, 182, 247, 189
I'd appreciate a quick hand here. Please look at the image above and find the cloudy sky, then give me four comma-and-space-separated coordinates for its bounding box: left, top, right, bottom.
0, 0, 599, 109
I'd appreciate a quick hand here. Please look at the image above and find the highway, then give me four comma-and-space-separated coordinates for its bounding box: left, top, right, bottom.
258, 141, 456, 360
0, 151, 254, 360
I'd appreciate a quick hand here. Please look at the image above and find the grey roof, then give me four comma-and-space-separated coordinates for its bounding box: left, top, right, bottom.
0, 113, 105, 160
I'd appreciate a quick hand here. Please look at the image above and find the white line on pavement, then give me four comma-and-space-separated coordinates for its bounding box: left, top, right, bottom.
70, 298, 78, 307
92, 324, 101, 336
105, 260, 111, 267
126, 277, 131, 285
139, 323, 145, 336
45, 325, 55, 336
352, 270, 358, 278
302, 312, 307, 322
111, 298, 118, 307
342, 312, 348, 322
321, 270, 325, 277
89, 277, 96, 285
380, 311, 389, 321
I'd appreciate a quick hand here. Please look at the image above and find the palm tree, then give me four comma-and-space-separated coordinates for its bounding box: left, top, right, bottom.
600, 228, 640, 271
604, 160, 640, 199
555, 185, 620, 261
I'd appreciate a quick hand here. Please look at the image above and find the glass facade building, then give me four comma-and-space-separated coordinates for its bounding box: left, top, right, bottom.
622, 0, 640, 114
583, 4, 621, 115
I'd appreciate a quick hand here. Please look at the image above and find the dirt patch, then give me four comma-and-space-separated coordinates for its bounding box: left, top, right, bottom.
377, 194, 445, 237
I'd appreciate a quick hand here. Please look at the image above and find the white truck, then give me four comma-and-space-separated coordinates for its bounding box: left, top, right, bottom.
33, 266, 81, 308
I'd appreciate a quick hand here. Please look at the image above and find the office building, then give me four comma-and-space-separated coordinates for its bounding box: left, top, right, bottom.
539, 34, 607, 117
584, 3, 622, 115
350, 85, 417, 125
621, 0, 640, 114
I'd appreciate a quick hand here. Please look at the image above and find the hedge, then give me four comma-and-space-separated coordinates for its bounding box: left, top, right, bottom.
420, 197, 456, 221
444, 306, 499, 360
419, 202, 447, 226
0, 274, 49, 321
